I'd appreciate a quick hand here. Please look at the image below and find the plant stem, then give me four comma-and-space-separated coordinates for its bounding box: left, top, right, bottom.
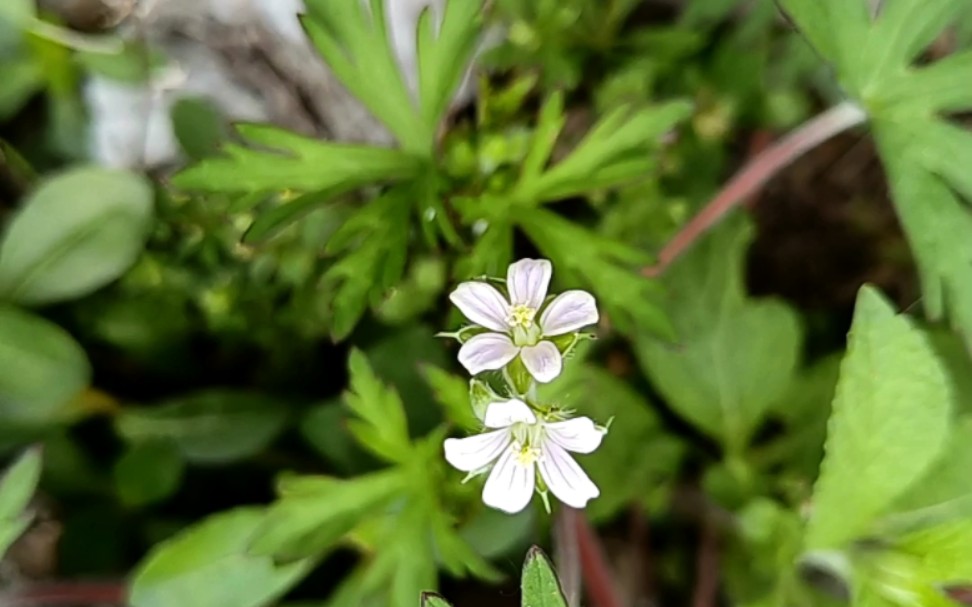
644, 101, 868, 277
2, 581, 126, 606
569, 508, 626, 607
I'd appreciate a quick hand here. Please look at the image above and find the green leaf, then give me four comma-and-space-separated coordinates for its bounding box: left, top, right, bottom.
541, 362, 682, 522
0, 446, 42, 556
0, 306, 91, 423
805, 286, 953, 549
129, 508, 312, 607
0, 167, 154, 305
242, 189, 345, 244
113, 440, 185, 507
0, 0, 34, 26
421, 366, 481, 432
514, 101, 692, 203
521, 546, 568, 607
172, 123, 420, 193
776, 0, 871, 91
861, 0, 963, 85
115, 391, 288, 464
249, 469, 406, 560
343, 349, 411, 463
421, 593, 453, 607
171, 97, 228, 160
0, 60, 43, 120
634, 216, 802, 453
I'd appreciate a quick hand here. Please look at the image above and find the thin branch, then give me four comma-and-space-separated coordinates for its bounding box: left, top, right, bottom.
691, 521, 720, 607
572, 508, 626, 607
1, 581, 126, 606
644, 101, 868, 277
554, 507, 582, 607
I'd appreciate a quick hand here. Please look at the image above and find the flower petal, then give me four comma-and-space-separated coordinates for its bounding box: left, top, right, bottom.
444, 429, 511, 472
458, 333, 519, 375
450, 282, 511, 331
506, 258, 552, 309
520, 341, 563, 383
539, 290, 599, 336
545, 417, 604, 454
484, 399, 537, 428
537, 441, 599, 509
482, 446, 536, 514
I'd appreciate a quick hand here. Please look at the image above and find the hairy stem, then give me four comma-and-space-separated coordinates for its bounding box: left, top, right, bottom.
644, 101, 868, 277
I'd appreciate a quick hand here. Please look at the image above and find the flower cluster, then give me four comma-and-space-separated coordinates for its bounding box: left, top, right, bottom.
442, 259, 606, 514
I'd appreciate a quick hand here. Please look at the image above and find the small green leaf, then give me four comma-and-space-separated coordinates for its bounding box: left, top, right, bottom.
421, 592, 454, 607
249, 469, 405, 560
0, 306, 91, 423
521, 546, 568, 607
129, 508, 312, 607
805, 286, 953, 549
0, 167, 154, 305
115, 391, 288, 464
113, 440, 184, 507
422, 366, 480, 431
343, 349, 411, 462
0, 446, 42, 557
171, 97, 228, 160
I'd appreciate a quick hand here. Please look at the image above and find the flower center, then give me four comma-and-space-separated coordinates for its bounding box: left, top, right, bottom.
508, 304, 537, 329
514, 442, 542, 466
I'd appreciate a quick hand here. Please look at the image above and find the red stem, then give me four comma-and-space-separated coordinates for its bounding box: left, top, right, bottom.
645, 102, 867, 277
571, 508, 626, 607
2, 581, 126, 606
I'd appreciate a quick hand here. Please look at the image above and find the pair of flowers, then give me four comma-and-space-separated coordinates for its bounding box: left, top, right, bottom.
443, 259, 604, 514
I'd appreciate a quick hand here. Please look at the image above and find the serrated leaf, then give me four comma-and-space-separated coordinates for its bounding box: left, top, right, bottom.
172, 123, 420, 193
115, 391, 288, 464
129, 508, 312, 607
805, 286, 953, 549
634, 216, 802, 453
861, 0, 963, 84
250, 470, 405, 561
0, 167, 154, 305
0, 306, 91, 423
777, 0, 872, 90
421, 366, 480, 432
343, 349, 411, 462
0, 446, 42, 556
521, 546, 568, 607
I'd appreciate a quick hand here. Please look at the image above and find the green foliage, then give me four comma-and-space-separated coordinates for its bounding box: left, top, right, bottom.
128, 508, 313, 607
115, 391, 288, 464
779, 0, 972, 349
0, 305, 90, 423
520, 546, 568, 607
0, 446, 42, 556
0, 167, 154, 305
344, 348, 412, 462
113, 441, 185, 507
635, 216, 802, 453
806, 287, 953, 549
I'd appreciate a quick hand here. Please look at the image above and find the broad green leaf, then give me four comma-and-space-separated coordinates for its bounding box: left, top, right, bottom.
343, 349, 411, 463
172, 123, 420, 193
805, 286, 953, 549
0, 0, 33, 26
0, 306, 90, 423
115, 391, 288, 464
0, 167, 154, 305
113, 440, 184, 507
421, 593, 453, 607
0, 446, 41, 556
899, 521, 972, 583
521, 546, 568, 607
634, 217, 802, 453
0, 60, 42, 119
129, 508, 312, 607
249, 469, 405, 561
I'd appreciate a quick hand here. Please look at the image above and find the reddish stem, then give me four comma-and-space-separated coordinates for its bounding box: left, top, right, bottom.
2, 581, 126, 606
691, 522, 720, 607
645, 102, 867, 277
570, 508, 626, 607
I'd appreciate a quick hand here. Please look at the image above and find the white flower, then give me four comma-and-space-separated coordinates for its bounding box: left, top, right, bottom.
449, 259, 598, 383
444, 399, 603, 514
